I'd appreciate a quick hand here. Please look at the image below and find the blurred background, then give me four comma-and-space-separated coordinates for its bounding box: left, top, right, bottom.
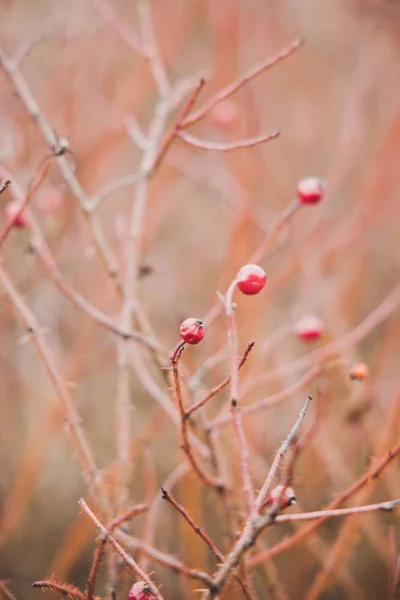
0, 1, 400, 599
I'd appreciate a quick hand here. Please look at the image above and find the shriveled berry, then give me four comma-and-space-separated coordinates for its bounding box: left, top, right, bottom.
267, 485, 296, 510
4, 200, 27, 227
349, 362, 368, 381
295, 315, 324, 342
236, 264, 266, 295
180, 318, 204, 345
297, 176, 325, 205
128, 581, 157, 600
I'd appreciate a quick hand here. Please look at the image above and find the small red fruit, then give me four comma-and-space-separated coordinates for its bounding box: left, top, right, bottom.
267, 485, 296, 510
295, 315, 324, 342
349, 362, 368, 381
128, 581, 157, 600
4, 200, 27, 227
297, 176, 325, 205
180, 318, 204, 345
236, 264, 266, 295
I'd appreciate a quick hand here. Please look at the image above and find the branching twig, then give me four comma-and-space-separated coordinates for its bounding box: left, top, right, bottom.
79, 498, 164, 600
182, 38, 304, 128
178, 130, 280, 152
32, 578, 86, 599
186, 341, 255, 417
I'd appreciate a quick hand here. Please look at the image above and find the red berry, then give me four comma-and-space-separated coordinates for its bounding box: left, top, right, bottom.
297, 176, 325, 205
180, 318, 204, 345
128, 581, 157, 600
236, 264, 266, 295
295, 315, 324, 342
267, 485, 296, 510
4, 200, 27, 227
349, 362, 368, 381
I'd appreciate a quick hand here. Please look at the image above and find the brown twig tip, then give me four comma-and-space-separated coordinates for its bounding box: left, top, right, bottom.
0, 179, 11, 194
161, 486, 168, 498
32, 578, 86, 599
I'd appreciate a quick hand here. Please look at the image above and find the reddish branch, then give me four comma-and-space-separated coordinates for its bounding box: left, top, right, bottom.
32, 578, 86, 599
186, 341, 255, 417
182, 38, 304, 128
248, 438, 400, 568
79, 499, 164, 600
170, 343, 224, 490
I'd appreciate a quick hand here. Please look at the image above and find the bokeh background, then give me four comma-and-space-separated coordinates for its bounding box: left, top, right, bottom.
0, 1, 400, 599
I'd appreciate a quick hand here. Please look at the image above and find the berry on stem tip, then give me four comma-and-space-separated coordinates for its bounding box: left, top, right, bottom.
267, 485, 296, 510
236, 264, 267, 295
295, 315, 324, 342
180, 318, 204, 345
297, 176, 325, 205
128, 581, 157, 600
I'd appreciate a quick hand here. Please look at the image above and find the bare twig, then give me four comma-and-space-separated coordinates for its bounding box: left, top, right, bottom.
178, 130, 280, 152
170, 343, 224, 490
248, 438, 400, 567
255, 396, 313, 511
186, 341, 255, 417
32, 579, 86, 599
182, 38, 304, 128
0, 266, 106, 511
79, 498, 164, 600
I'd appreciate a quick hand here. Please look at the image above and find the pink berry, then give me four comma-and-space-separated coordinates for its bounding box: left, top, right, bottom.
4, 200, 27, 227
128, 581, 157, 600
297, 176, 325, 205
267, 485, 296, 510
295, 315, 324, 342
180, 318, 205, 345
210, 98, 239, 131
236, 264, 266, 296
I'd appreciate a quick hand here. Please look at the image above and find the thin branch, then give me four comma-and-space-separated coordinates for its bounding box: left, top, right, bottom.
79, 498, 164, 600
161, 487, 223, 560
0, 158, 49, 249
137, 0, 170, 96
186, 341, 255, 417
170, 343, 224, 490
86, 537, 107, 600
89, 172, 145, 211
152, 77, 205, 171
182, 38, 304, 128
0, 581, 18, 600
272, 499, 400, 524
116, 529, 215, 588
0, 179, 11, 195
178, 130, 280, 152
160, 487, 257, 600
224, 281, 255, 513
0, 265, 107, 512
255, 395, 313, 512
90, 0, 145, 56
32, 579, 86, 600
248, 438, 400, 568
0, 46, 122, 289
